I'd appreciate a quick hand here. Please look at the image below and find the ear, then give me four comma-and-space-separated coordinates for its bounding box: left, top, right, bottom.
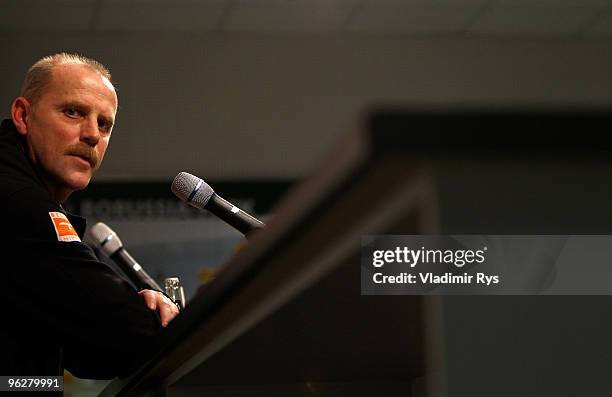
11, 97, 31, 136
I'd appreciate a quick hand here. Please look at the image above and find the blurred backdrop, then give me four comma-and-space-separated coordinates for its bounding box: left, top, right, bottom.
2, 0, 612, 182
3, 1, 612, 395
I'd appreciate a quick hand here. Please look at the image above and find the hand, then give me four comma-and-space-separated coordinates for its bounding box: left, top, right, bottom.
138, 289, 180, 327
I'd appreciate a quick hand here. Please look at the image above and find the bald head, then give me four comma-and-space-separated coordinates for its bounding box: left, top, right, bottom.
20, 53, 114, 106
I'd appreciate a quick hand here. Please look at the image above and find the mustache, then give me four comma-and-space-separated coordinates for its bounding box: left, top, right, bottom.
66, 145, 99, 168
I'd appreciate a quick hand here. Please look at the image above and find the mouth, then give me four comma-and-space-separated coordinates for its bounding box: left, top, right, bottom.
66, 145, 99, 169
69, 154, 95, 168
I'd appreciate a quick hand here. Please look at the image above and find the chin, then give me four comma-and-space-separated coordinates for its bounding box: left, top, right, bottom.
66, 174, 93, 192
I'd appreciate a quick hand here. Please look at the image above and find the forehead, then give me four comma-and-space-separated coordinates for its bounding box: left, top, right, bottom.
43, 63, 118, 114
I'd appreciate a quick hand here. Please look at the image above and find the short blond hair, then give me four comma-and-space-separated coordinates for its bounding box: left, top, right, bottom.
20, 53, 113, 104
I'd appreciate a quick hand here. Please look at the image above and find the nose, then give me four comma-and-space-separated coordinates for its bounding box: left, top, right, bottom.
80, 116, 101, 146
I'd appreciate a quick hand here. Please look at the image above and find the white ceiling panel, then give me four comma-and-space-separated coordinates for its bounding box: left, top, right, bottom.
584, 12, 612, 37
496, 0, 612, 7
233, 0, 359, 4
0, 0, 96, 6
362, 0, 489, 5
467, 6, 599, 36
0, 0, 611, 38
346, 5, 480, 34
95, 0, 229, 31
0, 1, 96, 30
225, 3, 353, 31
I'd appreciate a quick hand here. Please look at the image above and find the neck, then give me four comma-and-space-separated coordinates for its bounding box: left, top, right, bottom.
42, 180, 71, 204
18, 138, 72, 204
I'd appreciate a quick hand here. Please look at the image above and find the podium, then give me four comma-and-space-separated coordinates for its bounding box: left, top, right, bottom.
101, 108, 612, 397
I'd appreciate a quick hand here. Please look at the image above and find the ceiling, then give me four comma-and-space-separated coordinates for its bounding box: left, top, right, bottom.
1, 0, 611, 38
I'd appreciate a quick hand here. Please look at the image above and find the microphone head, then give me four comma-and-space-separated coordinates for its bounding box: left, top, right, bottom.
171, 172, 214, 209
85, 222, 123, 256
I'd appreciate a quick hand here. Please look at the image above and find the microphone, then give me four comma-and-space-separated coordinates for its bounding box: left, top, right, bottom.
86, 222, 163, 292
171, 172, 265, 237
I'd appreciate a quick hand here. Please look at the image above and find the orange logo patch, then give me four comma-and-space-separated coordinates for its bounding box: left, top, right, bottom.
49, 212, 81, 242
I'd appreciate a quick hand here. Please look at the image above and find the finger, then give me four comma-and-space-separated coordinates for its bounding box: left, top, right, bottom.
159, 299, 180, 327
138, 290, 157, 311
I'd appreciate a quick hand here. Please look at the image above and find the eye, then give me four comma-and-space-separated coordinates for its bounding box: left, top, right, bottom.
98, 117, 113, 133
64, 106, 82, 118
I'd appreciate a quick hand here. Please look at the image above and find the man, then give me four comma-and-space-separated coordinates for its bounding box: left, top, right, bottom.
0, 53, 179, 379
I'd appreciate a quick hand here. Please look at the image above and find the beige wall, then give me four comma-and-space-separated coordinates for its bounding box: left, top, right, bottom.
2, 33, 612, 180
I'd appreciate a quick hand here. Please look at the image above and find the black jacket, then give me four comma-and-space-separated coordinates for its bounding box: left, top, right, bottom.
0, 119, 162, 380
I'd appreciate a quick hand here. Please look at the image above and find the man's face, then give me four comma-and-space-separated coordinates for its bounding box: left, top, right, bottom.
18, 63, 117, 202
